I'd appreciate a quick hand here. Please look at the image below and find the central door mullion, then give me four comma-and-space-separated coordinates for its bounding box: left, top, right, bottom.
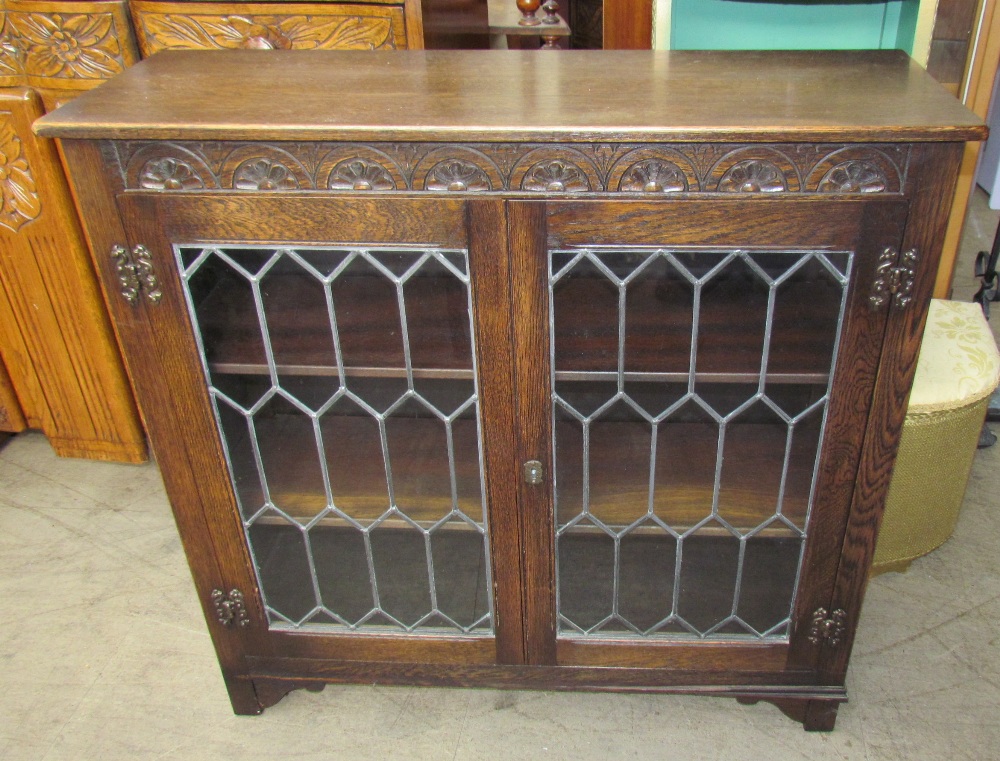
468, 198, 530, 665
507, 200, 558, 665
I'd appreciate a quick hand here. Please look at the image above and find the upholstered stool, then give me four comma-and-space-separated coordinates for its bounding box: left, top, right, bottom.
872, 299, 1000, 574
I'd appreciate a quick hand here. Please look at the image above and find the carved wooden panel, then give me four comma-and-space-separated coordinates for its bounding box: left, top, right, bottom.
0, 113, 40, 232
5, 0, 138, 95
115, 141, 911, 195
0, 1, 24, 86
0, 90, 145, 461
129, 1, 409, 56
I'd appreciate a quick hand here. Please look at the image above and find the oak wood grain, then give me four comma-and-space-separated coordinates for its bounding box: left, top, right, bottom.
786, 199, 907, 672
468, 198, 527, 665
508, 200, 556, 664
818, 142, 965, 683
35, 49, 987, 143
245, 655, 843, 692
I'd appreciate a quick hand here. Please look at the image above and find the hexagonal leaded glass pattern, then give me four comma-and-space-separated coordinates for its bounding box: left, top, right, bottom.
550, 247, 852, 640
176, 244, 492, 634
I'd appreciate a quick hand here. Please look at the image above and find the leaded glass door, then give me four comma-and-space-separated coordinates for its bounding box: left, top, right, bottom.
117, 194, 524, 666
518, 198, 908, 670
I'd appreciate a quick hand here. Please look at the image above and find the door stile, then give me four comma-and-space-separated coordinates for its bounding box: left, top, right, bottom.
61, 143, 261, 711
117, 193, 274, 658
817, 143, 964, 683
467, 199, 528, 665
507, 200, 558, 665
786, 198, 909, 672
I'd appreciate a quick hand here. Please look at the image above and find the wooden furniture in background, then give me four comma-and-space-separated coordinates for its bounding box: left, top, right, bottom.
603, 0, 649, 48
934, 0, 1000, 297
927, 0, 981, 96
0, 1, 145, 462
128, 0, 424, 54
39, 49, 984, 729
493, 0, 569, 48
0, 0, 430, 462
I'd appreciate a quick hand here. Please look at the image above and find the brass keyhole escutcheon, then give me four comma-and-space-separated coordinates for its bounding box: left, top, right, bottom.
523, 460, 544, 485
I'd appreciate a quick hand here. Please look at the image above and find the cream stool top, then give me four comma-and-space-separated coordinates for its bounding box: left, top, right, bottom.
908, 299, 1000, 414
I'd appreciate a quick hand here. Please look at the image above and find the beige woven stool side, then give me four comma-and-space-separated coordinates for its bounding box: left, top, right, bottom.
872, 300, 1000, 575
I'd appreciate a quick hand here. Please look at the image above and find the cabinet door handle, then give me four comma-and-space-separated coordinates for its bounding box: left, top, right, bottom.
523, 460, 544, 485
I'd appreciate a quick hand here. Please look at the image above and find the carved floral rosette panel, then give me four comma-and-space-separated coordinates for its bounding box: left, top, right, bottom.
131, 7, 405, 56
4, 1, 137, 92
115, 141, 911, 196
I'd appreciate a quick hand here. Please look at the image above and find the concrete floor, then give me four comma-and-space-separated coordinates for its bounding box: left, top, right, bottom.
2, 192, 999, 760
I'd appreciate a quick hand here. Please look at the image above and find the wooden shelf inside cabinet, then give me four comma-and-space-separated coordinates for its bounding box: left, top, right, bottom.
39, 49, 986, 731
188, 254, 474, 373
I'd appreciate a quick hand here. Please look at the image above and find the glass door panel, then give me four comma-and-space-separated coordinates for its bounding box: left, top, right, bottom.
550, 246, 852, 640
178, 242, 492, 634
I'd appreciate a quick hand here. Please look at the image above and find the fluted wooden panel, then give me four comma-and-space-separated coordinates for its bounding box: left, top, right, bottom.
0, 323, 27, 433
0, 88, 145, 461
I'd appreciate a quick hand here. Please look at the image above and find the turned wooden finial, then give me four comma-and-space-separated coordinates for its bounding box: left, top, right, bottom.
516, 0, 542, 26
541, 0, 560, 24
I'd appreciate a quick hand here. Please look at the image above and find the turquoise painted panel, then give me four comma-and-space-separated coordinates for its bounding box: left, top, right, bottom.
895, 0, 920, 50
671, 0, 917, 53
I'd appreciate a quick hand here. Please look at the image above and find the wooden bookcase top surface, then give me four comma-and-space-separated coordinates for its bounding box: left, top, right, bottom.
34, 49, 986, 144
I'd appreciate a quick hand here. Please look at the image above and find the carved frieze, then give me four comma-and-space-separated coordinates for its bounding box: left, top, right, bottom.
233, 158, 300, 191
328, 157, 396, 191
139, 156, 205, 190
718, 160, 788, 193
618, 159, 688, 193
818, 161, 889, 194
0, 117, 41, 232
114, 141, 910, 196
520, 159, 591, 193
133, 12, 398, 55
424, 159, 492, 192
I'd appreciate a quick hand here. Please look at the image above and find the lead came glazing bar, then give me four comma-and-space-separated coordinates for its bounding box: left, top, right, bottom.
550, 247, 852, 640
177, 243, 493, 635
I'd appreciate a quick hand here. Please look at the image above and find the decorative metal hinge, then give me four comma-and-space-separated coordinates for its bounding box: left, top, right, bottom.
870, 247, 918, 310
212, 588, 250, 628
111, 245, 139, 304
111, 244, 162, 304
131, 244, 163, 303
807, 607, 847, 646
